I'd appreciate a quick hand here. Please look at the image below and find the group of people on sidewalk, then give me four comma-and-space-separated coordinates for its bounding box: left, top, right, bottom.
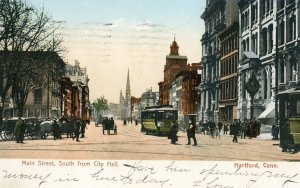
198, 118, 261, 143
14, 117, 88, 143
168, 120, 197, 146
167, 117, 261, 145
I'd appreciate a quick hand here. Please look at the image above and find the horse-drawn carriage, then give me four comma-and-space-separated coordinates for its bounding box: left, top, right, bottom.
102, 117, 117, 135
0, 117, 41, 141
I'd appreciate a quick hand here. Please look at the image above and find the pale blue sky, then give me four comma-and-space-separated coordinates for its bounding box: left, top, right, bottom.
29, 0, 206, 103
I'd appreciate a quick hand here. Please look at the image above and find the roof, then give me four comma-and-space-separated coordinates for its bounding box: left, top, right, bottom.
243, 52, 259, 60
166, 55, 187, 60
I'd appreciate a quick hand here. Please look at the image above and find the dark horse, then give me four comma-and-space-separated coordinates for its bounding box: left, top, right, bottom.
59, 116, 75, 138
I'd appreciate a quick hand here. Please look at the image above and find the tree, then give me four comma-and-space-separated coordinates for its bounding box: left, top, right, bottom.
11, 52, 64, 117
0, 0, 65, 118
92, 96, 109, 117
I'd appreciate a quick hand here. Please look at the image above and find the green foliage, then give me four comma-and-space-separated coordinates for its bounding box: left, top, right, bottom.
93, 96, 109, 114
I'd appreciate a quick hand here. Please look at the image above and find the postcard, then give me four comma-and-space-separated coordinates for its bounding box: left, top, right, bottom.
0, 0, 299, 188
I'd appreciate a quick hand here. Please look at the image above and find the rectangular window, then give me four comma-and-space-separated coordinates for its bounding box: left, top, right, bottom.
34, 89, 42, 105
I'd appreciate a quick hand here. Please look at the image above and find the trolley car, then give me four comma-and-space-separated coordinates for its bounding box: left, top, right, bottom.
278, 87, 300, 153
141, 105, 178, 135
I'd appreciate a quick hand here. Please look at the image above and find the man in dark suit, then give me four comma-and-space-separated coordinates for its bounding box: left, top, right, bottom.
187, 120, 197, 146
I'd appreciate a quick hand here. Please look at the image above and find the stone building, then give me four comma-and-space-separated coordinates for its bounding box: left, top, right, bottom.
237, 0, 300, 124
200, 0, 238, 123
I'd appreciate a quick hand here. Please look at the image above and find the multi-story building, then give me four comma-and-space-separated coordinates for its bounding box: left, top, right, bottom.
175, 74, 183, 115
159, 38, 188, 105
218, 20, 239, 121
2, 51, 65, 119
199, 0, 223, 123
276, 0, 300, 92
200, 0, 239, 123
140, 88, 159, 108
171, 63, 200, 123
62, 60, 91, 121
237, 0, 287, 123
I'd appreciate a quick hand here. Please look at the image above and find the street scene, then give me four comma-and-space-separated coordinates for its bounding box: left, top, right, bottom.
0, 0, 300, 163
0, 120, 299, 161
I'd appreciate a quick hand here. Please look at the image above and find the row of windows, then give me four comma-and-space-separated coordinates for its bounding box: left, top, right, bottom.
207, 11, 225, 34
241, 24, 273, 57
242, 2, 271, 31
241, 14, 297, 56
278, 0, 295, 10
278, 16, 297, 45
241, 0, 296, 32
221, 35, 238, 56
220, 78, 237, 101
220, 55, 238, 77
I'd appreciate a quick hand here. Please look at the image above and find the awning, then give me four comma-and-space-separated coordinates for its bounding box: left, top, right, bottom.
277, 88, 300, 95
258, 102, 275, 125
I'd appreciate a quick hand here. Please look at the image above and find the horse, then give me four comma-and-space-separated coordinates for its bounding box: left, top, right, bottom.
39, 120, 53, 139
59, 119, 75, 138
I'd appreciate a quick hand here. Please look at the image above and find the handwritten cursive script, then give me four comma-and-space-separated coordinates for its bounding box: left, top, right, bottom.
193, 164, 299, 188
1, 161, 299, 188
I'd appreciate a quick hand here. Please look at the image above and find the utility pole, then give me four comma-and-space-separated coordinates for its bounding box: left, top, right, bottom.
275, 20, 279, 128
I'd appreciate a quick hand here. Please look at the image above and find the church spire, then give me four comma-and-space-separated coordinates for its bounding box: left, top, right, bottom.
125, 68, 131, 101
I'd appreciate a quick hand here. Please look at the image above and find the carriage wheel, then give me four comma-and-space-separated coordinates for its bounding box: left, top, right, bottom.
0, 131, 5, 140
114, 128, 117, 135
102, 128, 105, 135
4, 131, 14, 140
28, 132, 39, 140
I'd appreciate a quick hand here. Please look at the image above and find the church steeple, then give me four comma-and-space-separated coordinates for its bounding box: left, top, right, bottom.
170, 35, 179, 55
125, 68, 131, 101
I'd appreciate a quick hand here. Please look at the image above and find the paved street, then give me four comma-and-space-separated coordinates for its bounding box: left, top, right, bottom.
0, 120, 299, 161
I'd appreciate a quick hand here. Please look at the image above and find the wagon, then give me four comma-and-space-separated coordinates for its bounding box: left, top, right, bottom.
102, 118, 117, 135
24, 118, 41, 140
1, 118, 17, 140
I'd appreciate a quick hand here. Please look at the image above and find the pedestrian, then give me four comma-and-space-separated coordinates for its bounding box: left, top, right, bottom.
281, 121, 293, 152
232, 119, 239, 143
209, 121, 215, 138
187, 120, 197, 146
271, 124, 279, 140
52, 119, 60, 140
240, 118, 247, 139
73, 118, 81, 142
135, 119, 138, 126
218, 121, 223, 136
169, 121, 178, 144
80, 119, 87, 138
223, 122, 228, 135
15, 117, 25, 143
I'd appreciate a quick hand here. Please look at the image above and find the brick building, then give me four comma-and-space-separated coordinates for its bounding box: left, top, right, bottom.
159, 38, 188, 105
61, 60, 91, 121
219, 22, 239, 122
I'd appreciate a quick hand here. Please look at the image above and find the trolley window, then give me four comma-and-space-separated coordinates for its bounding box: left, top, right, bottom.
164, 111, 176, 119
